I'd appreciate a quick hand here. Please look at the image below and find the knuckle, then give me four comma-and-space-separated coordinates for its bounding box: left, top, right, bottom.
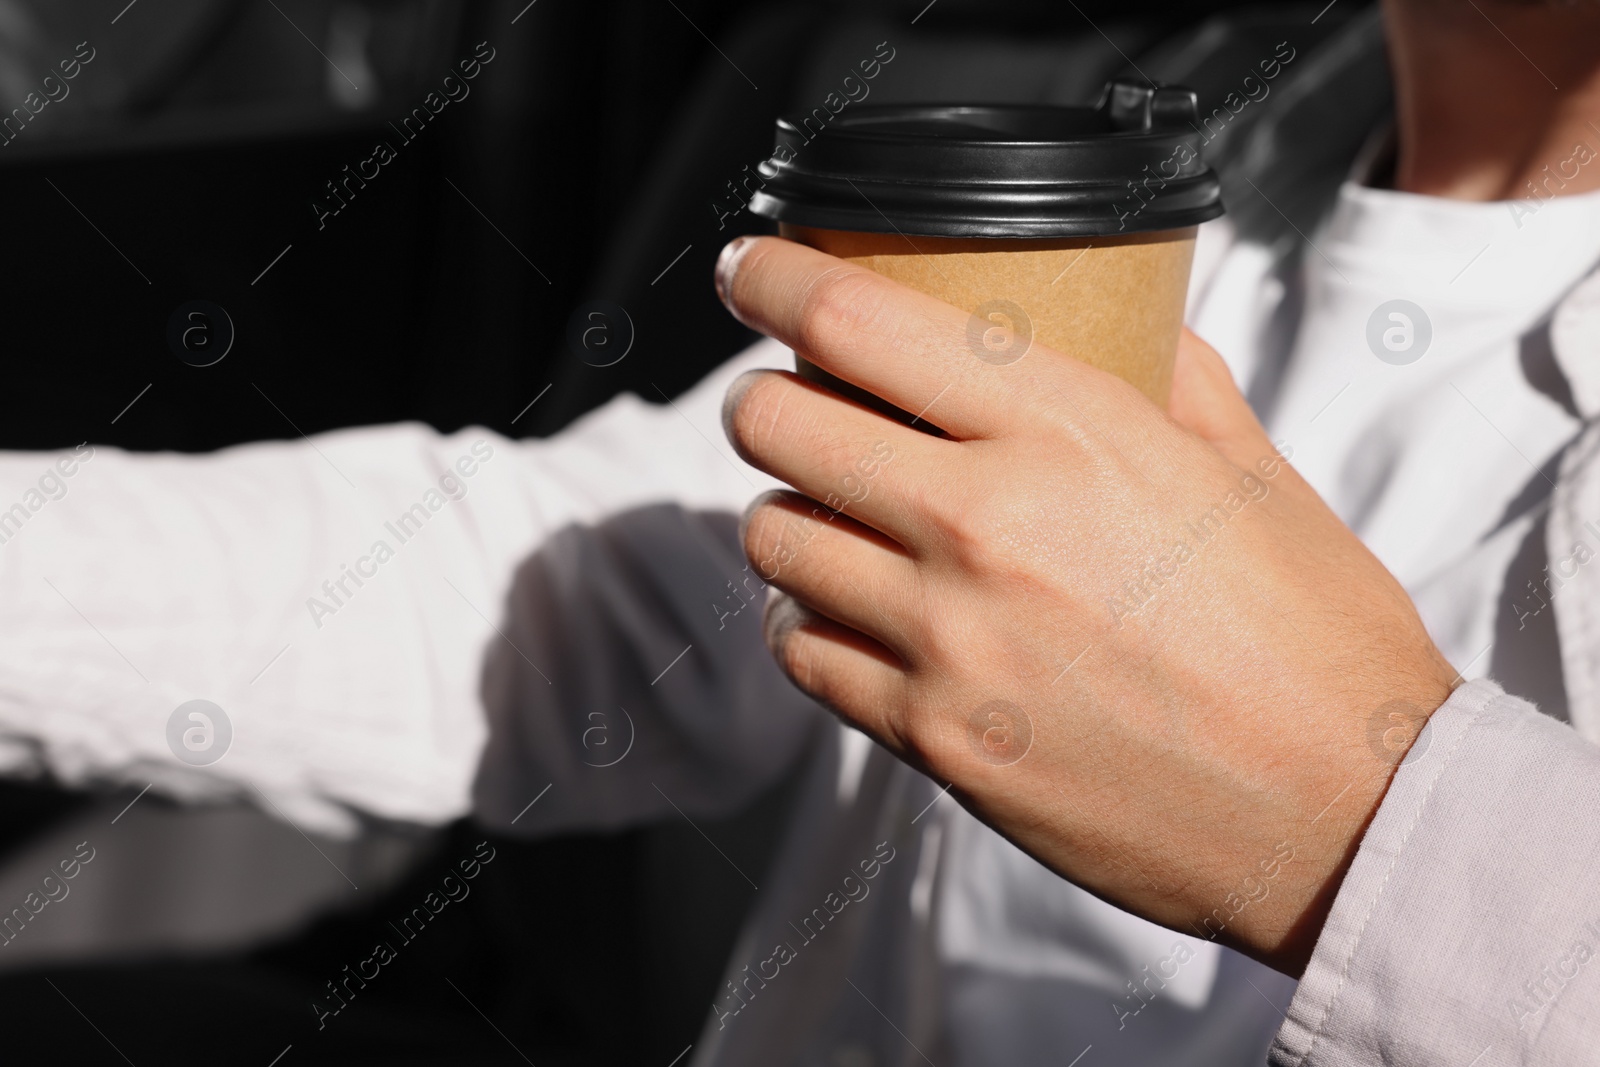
894, 469, 948, 534
907, 611, 960, 672
795, 267, 888, 358
894, 701, 965, 780
940, 491, 1004, 568
901, 724, 953, 779
935, 487, 1042, 592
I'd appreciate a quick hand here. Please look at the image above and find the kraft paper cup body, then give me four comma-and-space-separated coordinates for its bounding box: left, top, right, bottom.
749, 87, 1221, 423
779, 223, 1197, 414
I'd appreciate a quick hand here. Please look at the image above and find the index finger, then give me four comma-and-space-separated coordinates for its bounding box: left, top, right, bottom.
715, 235, 1060, 440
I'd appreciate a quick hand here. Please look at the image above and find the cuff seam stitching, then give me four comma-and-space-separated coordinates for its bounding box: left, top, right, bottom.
1290, 705, 1488, 1065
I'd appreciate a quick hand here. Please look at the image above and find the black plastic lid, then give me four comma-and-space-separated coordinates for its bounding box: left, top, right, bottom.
748, 78, 1224, 239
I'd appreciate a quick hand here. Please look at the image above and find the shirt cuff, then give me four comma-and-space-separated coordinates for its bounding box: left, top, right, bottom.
1270, 678, 1600, 1066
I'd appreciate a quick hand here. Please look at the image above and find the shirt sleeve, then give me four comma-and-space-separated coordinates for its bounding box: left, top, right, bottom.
1270, 678, 1600, 1066
0, 339, 821, 837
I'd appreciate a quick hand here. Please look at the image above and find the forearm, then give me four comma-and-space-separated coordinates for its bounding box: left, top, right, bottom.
0, 341, 815, 835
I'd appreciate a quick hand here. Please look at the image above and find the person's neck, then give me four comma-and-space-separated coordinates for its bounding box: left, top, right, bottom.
1384, 0, 1600, 200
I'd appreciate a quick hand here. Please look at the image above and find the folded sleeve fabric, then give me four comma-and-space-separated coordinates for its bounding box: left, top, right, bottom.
0, 339, 819, 837
1272, 678, 1600, 1065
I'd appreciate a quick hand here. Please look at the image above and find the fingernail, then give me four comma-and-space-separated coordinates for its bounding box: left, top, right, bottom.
763, 590, 808, 650
738, 488, 784, 549
715, 236, 753, 306
721, 368, 764, 446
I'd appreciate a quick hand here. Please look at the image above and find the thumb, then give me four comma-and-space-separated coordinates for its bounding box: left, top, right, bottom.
1168, 327, 1277, 472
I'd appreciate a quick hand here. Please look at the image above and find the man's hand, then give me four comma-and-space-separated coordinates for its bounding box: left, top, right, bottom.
714, 235, 1459, 975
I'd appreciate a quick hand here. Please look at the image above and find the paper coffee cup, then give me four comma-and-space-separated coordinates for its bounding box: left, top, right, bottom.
749, 80, 1222, 417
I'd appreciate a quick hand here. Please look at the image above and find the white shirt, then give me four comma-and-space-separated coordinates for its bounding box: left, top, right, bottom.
1242, 176, 1600, 713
